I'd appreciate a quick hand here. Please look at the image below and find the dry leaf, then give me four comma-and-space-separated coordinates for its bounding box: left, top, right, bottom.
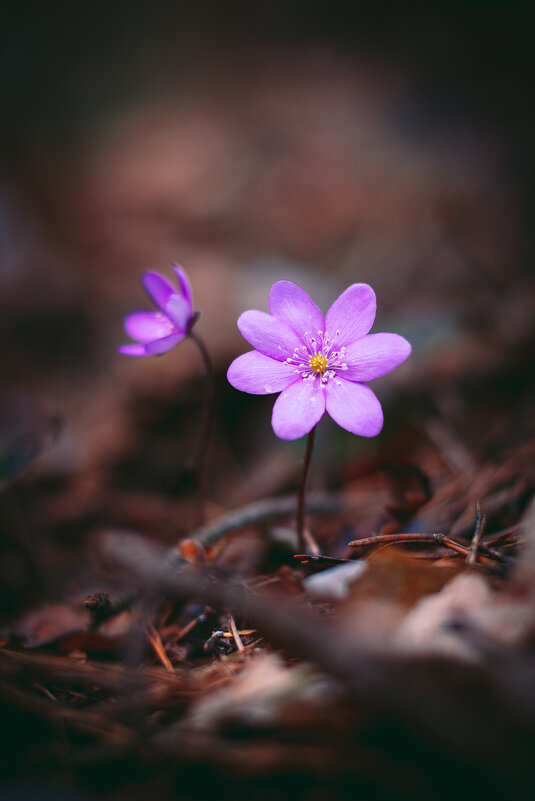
342, 550, 461, 610
3, 601, 88, 649
395, 573, 494, 661
184, 653, 332, 730
303, 561, 367, 601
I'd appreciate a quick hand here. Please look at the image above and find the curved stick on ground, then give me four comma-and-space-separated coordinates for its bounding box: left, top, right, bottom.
189, 491, 345, 550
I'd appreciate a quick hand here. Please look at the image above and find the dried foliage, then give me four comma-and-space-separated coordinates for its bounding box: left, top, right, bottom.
2, 6, 535, 800
1, 420, 534, 801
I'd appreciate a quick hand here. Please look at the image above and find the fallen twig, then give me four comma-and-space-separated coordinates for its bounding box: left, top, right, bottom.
189, 492, 345, 549
467, 502, 487, 564
348, 532, 443, 549
228, 615, 245, 652
146, 621, 174, 673
85, 590, 137, 630
348, 531, 503, 569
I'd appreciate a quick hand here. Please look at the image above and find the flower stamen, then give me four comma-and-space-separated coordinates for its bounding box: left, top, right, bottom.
309, 353, 328, 375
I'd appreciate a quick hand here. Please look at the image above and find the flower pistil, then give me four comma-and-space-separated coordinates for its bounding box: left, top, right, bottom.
285, 329, 348, 386
310, 353, 328, 374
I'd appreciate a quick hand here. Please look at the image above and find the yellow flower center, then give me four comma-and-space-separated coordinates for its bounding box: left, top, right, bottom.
309, 353, 328, 374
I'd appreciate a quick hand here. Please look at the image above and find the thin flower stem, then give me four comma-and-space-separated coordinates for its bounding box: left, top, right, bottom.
296, 425, 317, 553
188, 330, 215, 526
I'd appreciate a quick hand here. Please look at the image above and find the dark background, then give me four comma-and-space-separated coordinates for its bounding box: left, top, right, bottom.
1, 0, 534, 621
0, 2, 534, 797
1, 0, 533, 465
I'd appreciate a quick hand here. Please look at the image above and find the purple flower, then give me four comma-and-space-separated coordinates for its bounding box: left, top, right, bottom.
119, 265, 197, 357
227, 281, 411, 440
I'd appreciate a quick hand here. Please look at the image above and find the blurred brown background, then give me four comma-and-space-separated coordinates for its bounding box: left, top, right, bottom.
0, 0, 534, 601
1, 6, 535, 800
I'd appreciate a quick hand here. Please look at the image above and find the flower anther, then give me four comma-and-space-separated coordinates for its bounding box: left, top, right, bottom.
309, 353, 328, 374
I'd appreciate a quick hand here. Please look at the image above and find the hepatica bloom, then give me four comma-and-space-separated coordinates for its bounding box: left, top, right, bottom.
227, 281, 411, 440
119, 265, 197, 357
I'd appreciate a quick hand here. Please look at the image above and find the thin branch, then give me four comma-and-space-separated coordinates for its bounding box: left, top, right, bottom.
189, 492, 344, 551
228, 616, 245, 652
467, 501, 487, 565
146, 621, 174, 673
85, 591, 137, 630
348, 532, 443, 548
348, 531, 501, 568
484, 527, 519, 547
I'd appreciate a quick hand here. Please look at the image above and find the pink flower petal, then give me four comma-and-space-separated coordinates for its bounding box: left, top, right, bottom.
124, 311, 175, 343
325, 377, 383, 437
325, 284, 376, 347
118, 343, 149, 357
271, 378, 326, 440
269, 280, 324, 342
142, 272, 176, 312
227, 351, 296, 395
172, 264, 193, 309
238, 310, 302, 362
343, 333, 411, 382
165, 294, 190, 332
145, 333, 185, 355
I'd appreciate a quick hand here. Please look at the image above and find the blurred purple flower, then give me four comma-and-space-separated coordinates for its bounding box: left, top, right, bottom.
119, 265, 197, 357
227, 281, 411, 440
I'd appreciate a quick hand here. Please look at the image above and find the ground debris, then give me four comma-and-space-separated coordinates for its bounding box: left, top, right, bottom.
0, 422, 533, 801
